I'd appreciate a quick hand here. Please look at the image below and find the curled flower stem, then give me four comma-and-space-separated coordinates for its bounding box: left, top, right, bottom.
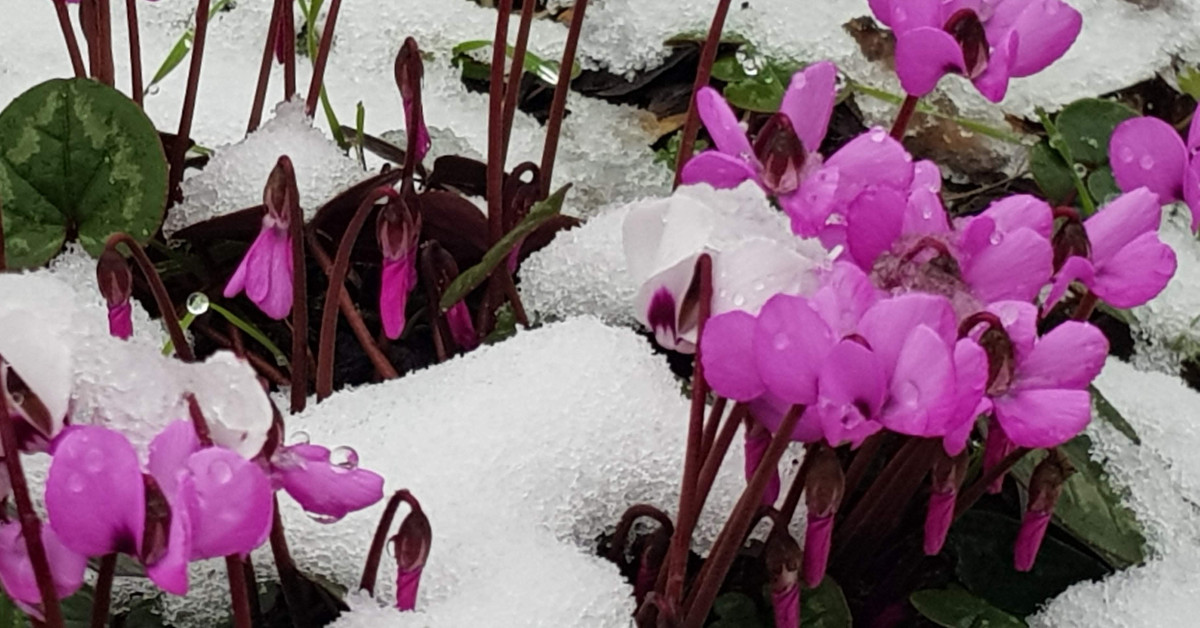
51, 0, 87, 78
104, 234, 194, 362
890, 94, 920, 140
314, 187, 400, 400
268, 494, 306, 628
304, 0, 343, 117
360, 490, 419, 596
539, 0, 588, 199
168, 0, 211, 203
954, 446, 1032, 518
289, 180, 310, 414
0, 392, 63, 628
608, 504, 674, 567
487, 0, 514, 245
89, 554, 117, 628
304, 231, 399, 380
248, 0, 285, 133
125, 0, 143, 105
501, 0, 536, 157
672, 0, 734, 188
663, 254, 714, 605
681, 405, 804, 627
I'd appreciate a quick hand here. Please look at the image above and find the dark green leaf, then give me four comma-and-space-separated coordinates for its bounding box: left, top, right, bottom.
721, 58, 804, 113
664, 31, 749, 46
1054, 99, 1138, 166
0, 78, 168, 268
802, 577, 852, 628
1086, 166, 1122, 206
484, 303, 519, 344
451, 40, 581, 85
911, 588, 1027, 628
712, 592, 764, 627
0, 592, 23, 628
1090, 384, 1140, 445
440, 185, 570, 310
1029, 141, 1077, 205
145, 0, 234, 91
949, 510, 1110, 616
711, 53, 752, 82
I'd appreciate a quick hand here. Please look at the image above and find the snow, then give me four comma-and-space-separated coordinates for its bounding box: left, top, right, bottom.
1132, 206, 1200, 372
43, 243, 162, 351
1029, 358, 1200, 627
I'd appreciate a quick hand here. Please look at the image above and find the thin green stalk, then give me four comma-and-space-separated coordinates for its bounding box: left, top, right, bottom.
209, 303, 290, 365
1036, 107, 1097, 215
849, 81, 1026, 144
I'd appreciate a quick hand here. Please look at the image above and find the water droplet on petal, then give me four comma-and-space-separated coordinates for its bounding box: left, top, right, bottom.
186, 293, 210, 315
1119, 147, 1135, 163
84, 448, 105, 473
989, 231, 1003, 245
209, 460, 234, 484
793, 75, 806, 88
1140, 155, 1155, 170
869, 128, 887, 143
288, 431, 310, 446
895, 381, 921, 408
732, 294, 746, 307
331, 446, 359, 470
67, 474, 86, 494
773, 332, 791, 350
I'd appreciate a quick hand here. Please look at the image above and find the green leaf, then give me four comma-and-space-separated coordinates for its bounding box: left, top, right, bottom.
711, 53, 752, 82
145, 0, 234, 91
911, 588, 1027, 628
0, 78, 168, 268
1029, 141, 1077, 205
1090, 384, 1140, 445
710, 592, 766, 628
0, 592, 24, 628
1179, 67, 1200, 101
1053, 98, 1138, 167
484, 302, 519, 345
1011, 435, 1145, 569
451, 40, 581, 85
439, 185, 570, 311
802, 578, 853, 628
719, 54, 803, 113
1086, 166, 1121, 206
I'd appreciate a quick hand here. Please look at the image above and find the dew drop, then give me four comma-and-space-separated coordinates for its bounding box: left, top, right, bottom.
895, 381, 921, 408
1119, 147, 1136, 163
209, 460, 234, 484
331, 446, 359, 470
84, 448, 105, 473
186, 293, 210, 315
753, 281, 766, 292
308, 512, 341, 524
773, 332, 790, 350
1073, 163, 1088, 178
289, 430, 310, 446
1140, 155, 1155, 170
67, 474, 86, 494
989, 231, 1003, 245
732, 294, 746, 307
869, 128, 887, 143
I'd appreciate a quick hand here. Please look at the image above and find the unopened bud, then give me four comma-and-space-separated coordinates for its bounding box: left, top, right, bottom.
391, 500, 431, 611
753, 113, 808, 195
96, 249, 133, 308
264, 156, 299, 226
395, 38, 430, 165
766, 530, 802, 627
803, 446, 843, 587
1014, 449, 1073, 572
982, 422, 1016, 495
376, 196, 422, 262
420, 242, 478, 351
1052, 214, 1091, 272
924, 450, 968, 555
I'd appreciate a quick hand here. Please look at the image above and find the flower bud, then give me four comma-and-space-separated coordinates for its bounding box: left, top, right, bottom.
391, 501, 431, 611
1052, 210, 1091, 272
753, 113, 808, 195
765, 530, 802, 628
982, 421, 1016, 495
803, 446, 843, 587
395, 37, 430, 165
264, 156, 299, 226
377, 195, 422, 340
924, 450, 968, 555
1014, 449, 1072, 571
97, 249, 134, 340
420, 242, 478, 351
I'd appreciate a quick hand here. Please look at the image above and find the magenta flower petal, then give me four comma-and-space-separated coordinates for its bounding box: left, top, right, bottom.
1183, 157, 1200, 232
802, 513, 834, 588
1090, 231, 1176, 308
1087, 188, 1164, 263
784, 167, 840, 237
859, 294, 957, 373
844, 186, 907, 270
274, 444, 385, 521
810, 262, 880, 336
942, 339, 989, 456
749, 396, 825, 443
923, 490, 956, 555
680, 151, 762, 189
962, 227, 1054, 303
147, 421, 202, 497
903, 161, 950, 236
993, 388, 1091, 448
107, 302, 133, 340
744, 422, 780, 506
396, 567, 423, 611
696, 86, 754, 159
882, 326, 958, 437
183, 448, 274, 559
1013, 321, 1108, 391
753, 295, 834, 405
894, 27, 966, 97
980, 194, 1055, 239
983, 424, 1016, 494
772, 583, 800, 628
778, 61, 838, 152
46, 426, 146, 557
972, 29, 1016, 103
0, 523, 87, 615
145, 489, 192, 596
1044, 255, 1095, 310
1110, 117, 1187, 203
445, 302, 479, 351
702, 311, 765, 401
985, 300, 1040, 361
824, 129, 915, 192
1014, 511, 1052, 572
380, 254, 419, 340
998, 0, 1083, 77
816, 339, 886, 448
224, 223, 294, 320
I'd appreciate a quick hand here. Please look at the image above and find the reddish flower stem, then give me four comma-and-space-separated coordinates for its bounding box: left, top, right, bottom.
833, 437, 932, 557
690, 403, 748, 528
304, 232, 399, 379
282, 0, 295, 98
125, 0, 143, 105
304, 0, 343, 117
51, 0, 87, 78
501, 0, 536, 158
242, 556, 264, 626
360, 490, 419, 595
268, 494, 306, 628
890, 94, 920, 140
607, 504, 674, 567
104, 234, 194, 362
168, 0, 211, 203
1071, 290, 1098, 321
663, 254, 714, 605
697, 396, 728, 462
538, 0, 588, 199
289, 181, 310, 413
681, 405, 804, 627
314, 187, 400, 400
0, 393, 63, 628
954, 446, 1032, 518
248, 0, 285, 133
89, 554, 117, 628
672, 0, 734, 188
487, 0, 514, 244
81, 0, 115, 86
841, 433, 885, 502
778, 443, 817, 524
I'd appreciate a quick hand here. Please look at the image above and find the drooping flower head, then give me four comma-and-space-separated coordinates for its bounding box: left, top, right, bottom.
96, 248, 134, 340
0, 522, 87, 620
224, 156, 299, 320
395, 37, 431, 166
419, 241, 479, 352
377, 192, 422, 340
392, 498, 431, 612
1015, 448, 1071, 571
870, 0, 1083, 102
1109, 104, 1200, 232
269, 438, 385, 523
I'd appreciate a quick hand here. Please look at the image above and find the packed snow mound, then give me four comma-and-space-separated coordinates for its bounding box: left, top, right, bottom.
1133, 206, 1200, 371
1030, 358, 1200, 627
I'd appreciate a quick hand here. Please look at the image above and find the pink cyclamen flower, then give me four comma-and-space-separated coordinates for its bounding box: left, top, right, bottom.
1046, 188, 1177, 309
966, 301, 1108, 449
46, 423, 274, 595
392, 500, 431, 611
744, 420, 780, 506
1109, 105, 1200, 232
97, 248, 134, 340
378, 197, 422, 340
396, 37, 431, 165
225, 157, 298, 320
1015, 450, 1070, 571
445, 302, 479, 351
803, 447, 843, 587
0, 522, 87, 619
270, 443, 385, 522
870, 0, 1083, 102
765, 531, 802, 628
681, 62, 837, 211
924, 451, 968, 555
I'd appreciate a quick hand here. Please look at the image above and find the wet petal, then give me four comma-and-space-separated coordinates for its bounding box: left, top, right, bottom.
753, 295, 834, 405
1014, 321, 1108, 391
993, 388, 1091, 448
679, 151, 761, 190
980, 194, 1054, 239
183, 448, 274, 559
943, 338, 989, 456
147, 421, 202, 497
1091, 231, 1177, 309
696, 87, 754, 159
380, 255, 419, 340
783, 166, 840, 237
711, 238, 822, 316
904, 160, 951, 236
275, 444, 386, 520
825, 129, 915, 192
145, 488, 191, 595
880, 326, 956, 437
1086, 188, 1163, 265
1002, 0, 1083, 77
622, 195, 715, 285
972, 29, 1016, 103
778, 61, 838, 152
859, 293, 957, 373
0, 523, 87, 615
810, 262, 880, 336
701, 311, 765, 402
844, 186, 907, 270
962, 228, 1053, 303
1109, 118, 1187, 203
816, 340, 887, 446
46, 426, 145, 557
893, 27, 966, 97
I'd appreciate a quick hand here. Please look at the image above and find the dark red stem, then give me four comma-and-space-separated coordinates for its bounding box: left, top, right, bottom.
502, 0, 536, 157
125, 0, 143, 105
282, 0, 295, 98
672, 0, 734, 188
608, 504, 675, 567
168, 0, 211, 203
52, 0, 87, 78
314, 187, 400, 400
1071, 291, 1098, 322
304, 0, 343, 117
248, 0, 285, 133
105, 234, 194, 362
539, 0, 588, 199
487, 0, 514, 244
890, 94, 919, 140
289, 179, 309, 413
778, 443, 817, 524
89, 554, 117, 628
268, 494, 306, 628
697, 396, 728, 462
360, 490, 419, 595
955, 446, 1031, 518
82, 0, 115, 86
